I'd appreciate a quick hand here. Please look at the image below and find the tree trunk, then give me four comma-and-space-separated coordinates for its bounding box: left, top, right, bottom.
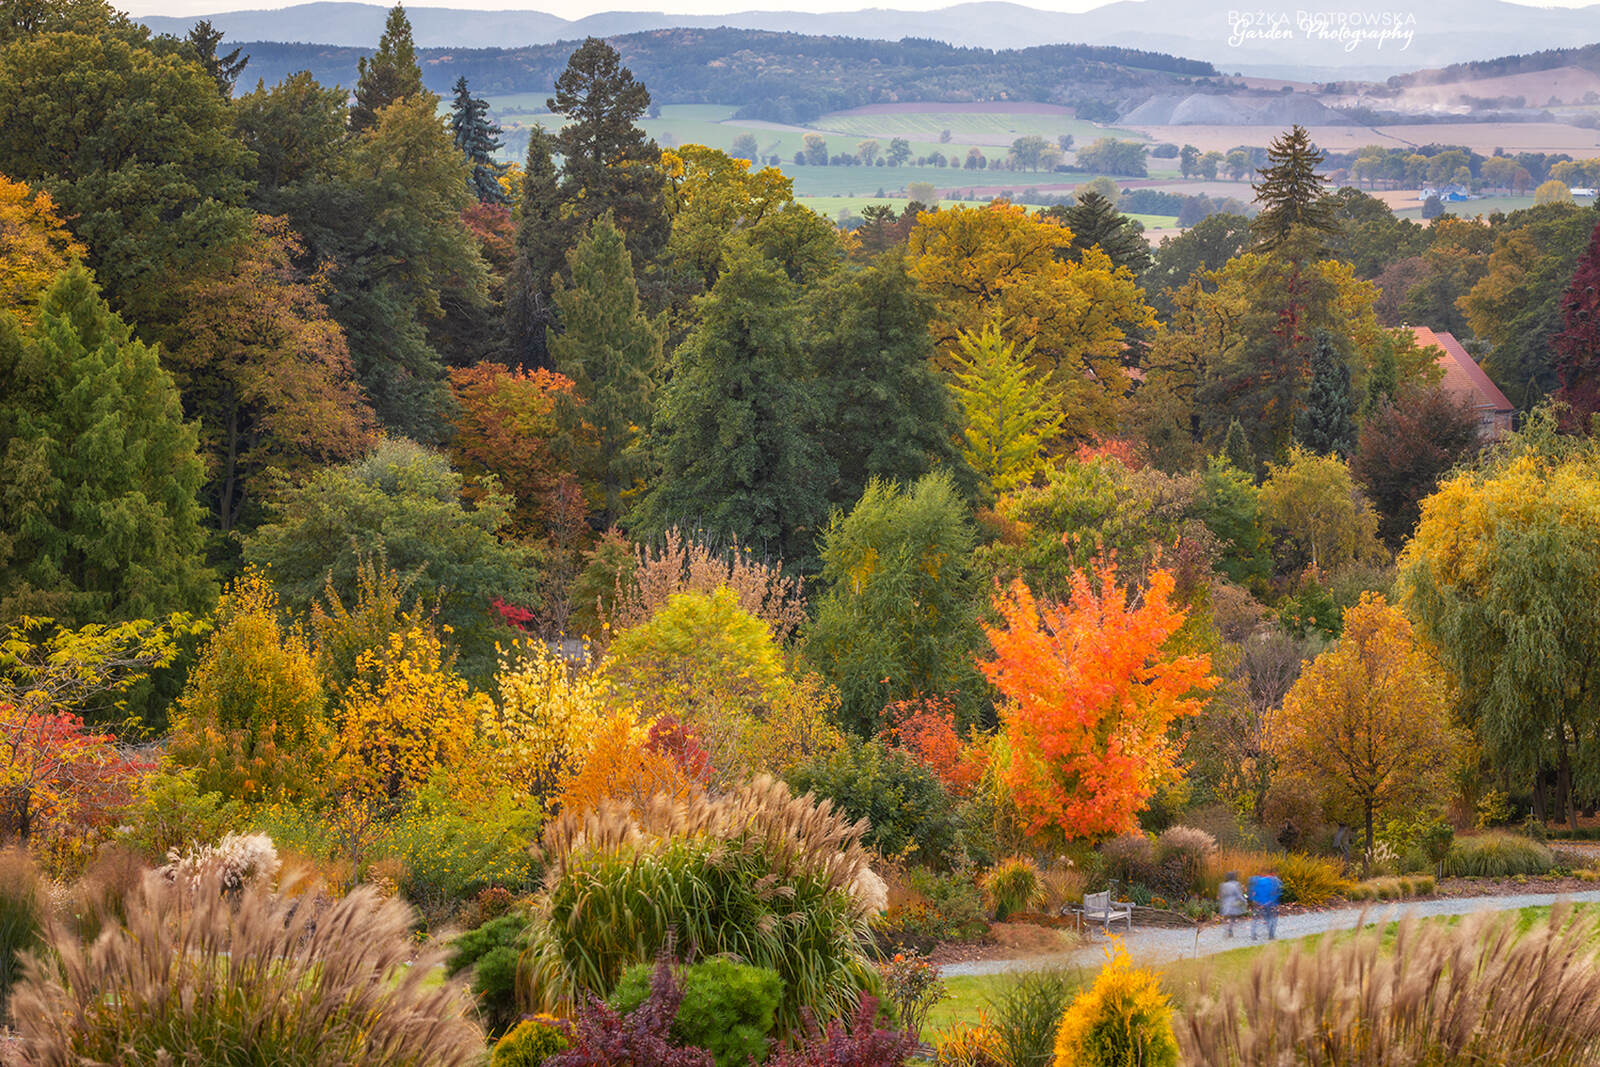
1533, 770, 1547, 824
1559, 733, 1577, 833
1364, 799, 1374, 878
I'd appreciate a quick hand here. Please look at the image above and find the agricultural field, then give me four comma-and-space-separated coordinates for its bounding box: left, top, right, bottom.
1127, 120, 1600, 156
807, 102, 1145, 148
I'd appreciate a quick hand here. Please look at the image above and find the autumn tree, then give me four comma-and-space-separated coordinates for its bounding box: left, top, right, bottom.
1401, 417, 1600, 828
906, 201, 1155, 437
166, 216, 374, 533
349, 3, 423, 132
806, 473, 985, 734
486, 642, 610, 803
660, 144, 796, 296
1259, 447, 1384, 576
981, 567, 1215, 841
1553, 214, 1600, 427
632, 241, 829, 564
948, 325, 1063, 501
0, 268, 213, 626
1142, 213, 1251, 318
167, 570, 330, 803
0, 175, 84, 325
1269, 593, 1465, 856
1350, 386, 1481, 547
551, 213, 664, 525
802, 252, 963, 510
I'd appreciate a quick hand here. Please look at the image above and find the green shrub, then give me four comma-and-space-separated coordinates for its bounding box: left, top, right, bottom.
1445, 832, 1554, 878
983, 858, 1040, 921
491, 1015, 572, 1067
786, 737, 961, 863
522, 778, 881, 1036
611, 957, 782, 1067
12, 873, 483, 1065
0, 849, 46, 1017
382, 780, 543, 910
990, 968, 1074, 1067
1418, 821, 1454, 876
1275, 853, 1351, 905
449, 913, 528, 1036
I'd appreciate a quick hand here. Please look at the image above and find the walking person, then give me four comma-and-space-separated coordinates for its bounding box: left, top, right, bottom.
1249, 870, 1282, 941
1218, 870, 1246, 938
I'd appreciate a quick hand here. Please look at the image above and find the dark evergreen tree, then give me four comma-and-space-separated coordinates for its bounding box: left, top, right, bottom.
548, 37, 669, 271
504, 127, 567, 369
803, 253, 965, 509
349, 3, 424, 133
1295, 330, 1357, 457
1048, 191, 1152, 275
1554, 215, 1600, 430
1250, 125, 1337, 255
1363, 336, 1399, 417
1352, 386, 1481, 548
0, 268, 214, 625
184, 19, 248, 98
1222, 417, 1254, 475
632, 241, 830, 565
448, 75, 509, 205
550, 213, 663, 525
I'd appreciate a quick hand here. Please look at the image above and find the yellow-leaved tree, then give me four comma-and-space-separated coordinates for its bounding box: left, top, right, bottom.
0, 174, 84, 324
948, 324, 1064, 501
1267, 592, 1465, 857
486, 642, 610, 804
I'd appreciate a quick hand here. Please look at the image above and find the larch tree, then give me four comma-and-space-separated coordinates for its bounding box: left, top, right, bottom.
947, 324, 1063, 502
1270, 593, 1464, 857
0, 267, 214, 625
448, 75, 509, 205
981, 566, 1215, 841
349, 3, 423, 132
550, 212, 664, 525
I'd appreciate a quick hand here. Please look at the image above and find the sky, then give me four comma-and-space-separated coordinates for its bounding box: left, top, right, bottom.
119, 0, 1600, 18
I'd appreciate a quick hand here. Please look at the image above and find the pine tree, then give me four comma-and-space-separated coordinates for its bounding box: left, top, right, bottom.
632, 241, 830, 564
184, 19, 248, 98
0, 268, 213, 624
1222, 418, 1254, 476
548, 36, 669, 269
1251, 125, 1337, 255
948, 324, 1063, 502
349, 3, 425, 133
551, 213, 663, 525
1050, 191, 1151, 275
1363, 336, 1399, 417
1555, 214, 1600, 429
804, 253, 964, 510
1295, 330, 1357, 457
504, 127, 567, 369
448, 75, 508, 204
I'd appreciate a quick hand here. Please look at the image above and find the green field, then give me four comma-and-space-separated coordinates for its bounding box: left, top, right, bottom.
809, 109, 1144, 148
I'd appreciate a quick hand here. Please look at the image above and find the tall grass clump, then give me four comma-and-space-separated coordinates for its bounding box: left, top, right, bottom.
11, 871, 484, 1066
1177, 907, 1600, 1066
522, 776, 880, 1035
0, 848, 46, 1018
1154, 826, 1216, 895
1444, 831, 1554, 877
1274, 853, 1352, 905
990, 968, 1077, 1067
983, 857, 1041, 920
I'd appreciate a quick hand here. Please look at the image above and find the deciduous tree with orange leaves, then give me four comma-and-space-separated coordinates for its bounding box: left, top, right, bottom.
980, 567, 1214, 841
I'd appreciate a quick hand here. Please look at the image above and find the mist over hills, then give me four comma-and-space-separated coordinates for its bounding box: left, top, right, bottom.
136, 0, 1600, 79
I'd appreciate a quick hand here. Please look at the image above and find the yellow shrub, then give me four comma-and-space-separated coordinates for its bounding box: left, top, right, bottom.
1054, 942, 1179, 1067
487, 642, 610, 802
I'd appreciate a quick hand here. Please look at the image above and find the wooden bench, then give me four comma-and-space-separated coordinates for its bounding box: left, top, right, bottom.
1081, 890, 1133, 934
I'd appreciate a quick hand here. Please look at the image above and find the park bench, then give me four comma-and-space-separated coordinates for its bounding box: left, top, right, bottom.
1081, 890, 1134, 934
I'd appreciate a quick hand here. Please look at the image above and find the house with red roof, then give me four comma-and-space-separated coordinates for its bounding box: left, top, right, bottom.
1408, 327, 1514, 439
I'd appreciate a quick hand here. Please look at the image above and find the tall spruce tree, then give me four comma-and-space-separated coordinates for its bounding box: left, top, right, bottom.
632, 242, 829, 564
504, 127, 566, 368
1251, 125, 1337, 255
0, 268, 213, 624
349, 3, 424, 132
1295, 330, 1357, 457
184, 19, 248, 98
1049, 191, 1152, 275
550, 213, 663, 525
448, 75, 509, 204
548, 36, 668, 269
1555, 214, 1600, 428
1222, 417, 1254, 475
803, 254, 964, 509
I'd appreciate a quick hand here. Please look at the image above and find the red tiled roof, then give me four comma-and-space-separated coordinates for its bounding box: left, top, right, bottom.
1410, 326, 1514, 413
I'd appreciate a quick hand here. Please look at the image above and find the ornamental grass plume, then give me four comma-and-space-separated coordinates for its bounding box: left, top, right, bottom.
1177, 906, 1600, 1066
12, 869, 484, 1067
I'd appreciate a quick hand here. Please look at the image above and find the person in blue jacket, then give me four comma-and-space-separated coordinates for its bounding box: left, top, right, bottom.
1249, 871, 1282, 941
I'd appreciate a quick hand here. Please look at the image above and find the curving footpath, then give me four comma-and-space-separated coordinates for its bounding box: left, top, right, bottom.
940, 889, 1600, 977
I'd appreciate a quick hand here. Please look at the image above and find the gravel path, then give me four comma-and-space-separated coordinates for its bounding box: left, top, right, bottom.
940, 889, 1600, 977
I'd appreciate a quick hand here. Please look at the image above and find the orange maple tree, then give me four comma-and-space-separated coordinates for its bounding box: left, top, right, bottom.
980, 567, 1215, 840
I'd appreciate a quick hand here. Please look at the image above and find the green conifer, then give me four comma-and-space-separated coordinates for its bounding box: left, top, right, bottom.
1251, 125, 1337, 255
448, 75, 508, 204
505, 127, 567, 369
349, 3, 424, 132
1295, 330, 1357, 457
1222, 418, 1254, 476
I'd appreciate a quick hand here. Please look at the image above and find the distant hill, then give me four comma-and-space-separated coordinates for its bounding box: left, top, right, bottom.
226, 28, 1219, 123
137, 0, 1600, 79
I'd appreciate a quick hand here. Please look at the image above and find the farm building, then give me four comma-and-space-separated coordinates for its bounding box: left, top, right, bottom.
1409, 326, 1514, 438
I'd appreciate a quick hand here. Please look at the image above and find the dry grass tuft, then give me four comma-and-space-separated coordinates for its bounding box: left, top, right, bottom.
13, 869, 484, 1067
1178, 906, 1600, 1066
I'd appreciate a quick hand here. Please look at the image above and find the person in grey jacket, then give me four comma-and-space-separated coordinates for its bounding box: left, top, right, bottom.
1218, 870, 1246, 938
